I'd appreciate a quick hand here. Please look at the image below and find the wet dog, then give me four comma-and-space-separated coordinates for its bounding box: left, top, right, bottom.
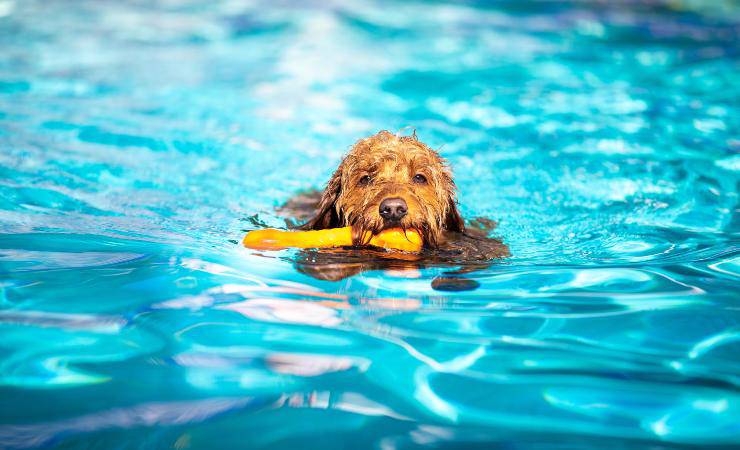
278, 130, 509, 288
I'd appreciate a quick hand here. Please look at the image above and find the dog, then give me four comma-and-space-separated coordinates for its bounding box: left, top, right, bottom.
277, 130, 509, 288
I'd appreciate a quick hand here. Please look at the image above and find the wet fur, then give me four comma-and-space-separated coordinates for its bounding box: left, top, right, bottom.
299, 130, 464, 247
277, 131, 509, 285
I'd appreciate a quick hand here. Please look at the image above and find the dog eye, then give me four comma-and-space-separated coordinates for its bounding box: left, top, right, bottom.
412, 174, 427, 184
358, 175, 371, 186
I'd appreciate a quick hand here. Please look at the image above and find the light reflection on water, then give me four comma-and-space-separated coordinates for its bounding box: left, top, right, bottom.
0, 0, 739, 448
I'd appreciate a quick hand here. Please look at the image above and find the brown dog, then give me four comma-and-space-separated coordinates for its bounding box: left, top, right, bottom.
300, 130, 463, 247
279, 130, 508, 286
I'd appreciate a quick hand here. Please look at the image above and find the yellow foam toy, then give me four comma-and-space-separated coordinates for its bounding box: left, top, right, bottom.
243, 226, 422, 252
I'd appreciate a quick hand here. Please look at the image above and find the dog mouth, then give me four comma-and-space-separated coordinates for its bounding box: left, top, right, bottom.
348, 215, 422, 245
347, 196, 440, 247
349, 216, 442, 250
381, 218, 404, 229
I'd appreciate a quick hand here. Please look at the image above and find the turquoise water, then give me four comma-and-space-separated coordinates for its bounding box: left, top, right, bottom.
1, 0, 739, 448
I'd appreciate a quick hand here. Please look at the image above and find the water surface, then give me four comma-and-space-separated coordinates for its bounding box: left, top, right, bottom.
0, 0, 739, 448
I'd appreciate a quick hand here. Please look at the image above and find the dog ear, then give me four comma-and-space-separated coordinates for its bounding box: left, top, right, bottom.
300, 168, 342, 230
445, 197, 465, 233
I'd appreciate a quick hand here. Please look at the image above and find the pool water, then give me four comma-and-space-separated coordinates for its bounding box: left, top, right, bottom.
1, 0, 739, 448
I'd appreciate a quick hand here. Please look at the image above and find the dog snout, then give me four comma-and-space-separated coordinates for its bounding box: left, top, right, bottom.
379, 197, 408, 222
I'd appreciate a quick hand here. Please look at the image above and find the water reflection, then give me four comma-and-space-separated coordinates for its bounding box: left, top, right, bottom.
1, 0, 739, 448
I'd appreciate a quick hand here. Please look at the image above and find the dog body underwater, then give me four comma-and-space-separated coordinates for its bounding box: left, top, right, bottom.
279, 130, 509, 284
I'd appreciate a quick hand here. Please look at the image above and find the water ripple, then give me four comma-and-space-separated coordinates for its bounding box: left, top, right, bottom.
1, 0, 739, 448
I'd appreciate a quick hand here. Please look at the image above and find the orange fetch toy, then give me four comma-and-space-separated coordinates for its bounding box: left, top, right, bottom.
242, 226, 422, 252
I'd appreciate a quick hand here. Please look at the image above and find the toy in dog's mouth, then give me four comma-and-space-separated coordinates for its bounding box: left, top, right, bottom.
242, 226, 423, 253
340, 194, 447, 248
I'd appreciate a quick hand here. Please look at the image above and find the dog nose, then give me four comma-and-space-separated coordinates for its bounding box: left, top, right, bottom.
379, 197, 408, 221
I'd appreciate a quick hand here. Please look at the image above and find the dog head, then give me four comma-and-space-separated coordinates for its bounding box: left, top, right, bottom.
302, 130, 465, 247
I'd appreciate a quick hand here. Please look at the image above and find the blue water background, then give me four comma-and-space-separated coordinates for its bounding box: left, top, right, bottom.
0, 0, 739, 448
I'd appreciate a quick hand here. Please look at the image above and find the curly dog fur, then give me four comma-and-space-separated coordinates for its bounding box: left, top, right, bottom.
300, 130, 465, 247
278, 130, 508, 286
